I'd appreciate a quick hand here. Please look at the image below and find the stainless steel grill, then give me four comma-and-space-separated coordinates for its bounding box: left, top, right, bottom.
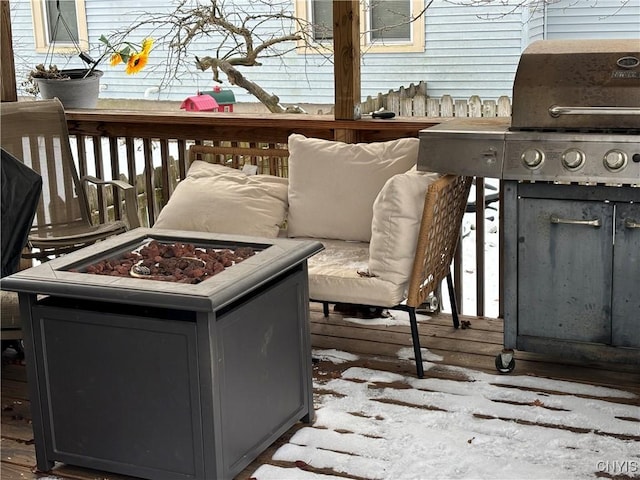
418, 39, 640, 185
417, 39, 640, 372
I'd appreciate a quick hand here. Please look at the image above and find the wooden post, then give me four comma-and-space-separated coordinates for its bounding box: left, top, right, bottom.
1, 0, 18, 102
333, 0, 360, 141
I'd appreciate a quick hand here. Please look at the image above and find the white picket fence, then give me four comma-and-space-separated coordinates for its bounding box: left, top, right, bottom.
361, 81, 512, 118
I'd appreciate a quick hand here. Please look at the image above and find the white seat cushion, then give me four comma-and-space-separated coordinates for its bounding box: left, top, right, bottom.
287, 134, 419, 243
307, 238, 406, 307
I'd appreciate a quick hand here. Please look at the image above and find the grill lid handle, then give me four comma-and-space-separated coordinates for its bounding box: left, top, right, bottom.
549, 105, 640, 118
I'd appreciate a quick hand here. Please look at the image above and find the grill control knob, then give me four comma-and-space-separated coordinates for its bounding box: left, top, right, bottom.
603, 150, 628, 171
562, 148, 585, 170
521, 149, 544, 169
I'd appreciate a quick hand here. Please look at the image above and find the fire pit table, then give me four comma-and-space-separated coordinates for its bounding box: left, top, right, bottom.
1, 228, 323, 480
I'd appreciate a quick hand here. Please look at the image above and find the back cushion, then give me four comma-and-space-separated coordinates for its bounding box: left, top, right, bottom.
287, 134, 419, 242
369, 169, 441, 286
153, 162, 288, 238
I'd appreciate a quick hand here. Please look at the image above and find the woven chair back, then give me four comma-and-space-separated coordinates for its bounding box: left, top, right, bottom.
407, 174, 473, 308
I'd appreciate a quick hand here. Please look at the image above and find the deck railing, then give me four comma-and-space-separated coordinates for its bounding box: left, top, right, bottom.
64, 109, 500, 318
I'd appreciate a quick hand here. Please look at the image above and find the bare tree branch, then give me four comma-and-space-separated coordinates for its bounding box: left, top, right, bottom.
99, 0, 628, 112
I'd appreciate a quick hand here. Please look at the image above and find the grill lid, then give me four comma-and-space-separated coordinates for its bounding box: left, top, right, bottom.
511, 39, 640, 131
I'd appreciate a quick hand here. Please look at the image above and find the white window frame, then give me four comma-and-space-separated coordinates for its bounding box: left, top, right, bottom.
295, 0, 425, 54
30, 0, 89, 54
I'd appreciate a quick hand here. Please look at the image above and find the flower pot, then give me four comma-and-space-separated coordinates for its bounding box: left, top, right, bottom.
35, 69, 103, 109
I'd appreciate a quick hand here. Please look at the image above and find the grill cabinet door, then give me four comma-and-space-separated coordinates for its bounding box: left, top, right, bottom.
612, 202, 640, 348
517, 198, 613, 344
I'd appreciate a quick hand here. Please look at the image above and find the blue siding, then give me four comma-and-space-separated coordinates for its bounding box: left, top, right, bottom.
526, 6, 546, 43
10, 0, 640, 105
419, 2, 525, 100
546, 0, 640, 39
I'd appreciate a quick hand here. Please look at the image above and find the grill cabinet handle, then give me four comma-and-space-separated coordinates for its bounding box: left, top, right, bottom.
549, 106, 640, 118
550, 215, 601, 227
625, 218, 640, 229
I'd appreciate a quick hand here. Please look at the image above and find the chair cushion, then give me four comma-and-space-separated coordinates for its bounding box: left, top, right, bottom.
154, 161, 288, 238
369, 169, 441, 286
306, 238, 406, 307
0, 290, 21, 327
287, 134, 419, 242
1, 290, 22, 340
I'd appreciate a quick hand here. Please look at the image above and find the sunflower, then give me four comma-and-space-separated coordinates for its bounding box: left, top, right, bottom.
125, 52, 149, 75
98, 35, 153, 74
109, 53, 123, 67
141, 38, 153, 55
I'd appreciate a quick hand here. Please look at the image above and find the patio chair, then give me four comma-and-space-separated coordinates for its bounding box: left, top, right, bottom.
320, 174, 472, 378
0, 99, 140, 262
183, 140, 471, 378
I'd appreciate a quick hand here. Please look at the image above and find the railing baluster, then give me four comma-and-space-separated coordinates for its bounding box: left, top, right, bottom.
143, 138, 155, 226
159, 139, 171, 211
475, 178, 485, 317
124, 137, 136, 187
63, 111, 506, 319
92, 136, 106, 225
74, 135, 88, 178
109, 137, 121, 222
177, 139, 188, 181
454, 240, 463, 311
498, 180, 505, 319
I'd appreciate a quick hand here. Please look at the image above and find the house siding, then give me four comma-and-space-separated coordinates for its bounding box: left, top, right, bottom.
546, 0, 640, 39
418, 2, 525, 100
10, 0, 640, 106
525, 6, 546, 43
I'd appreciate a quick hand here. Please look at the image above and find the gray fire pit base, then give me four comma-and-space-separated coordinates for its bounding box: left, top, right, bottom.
23, 266, 313, 480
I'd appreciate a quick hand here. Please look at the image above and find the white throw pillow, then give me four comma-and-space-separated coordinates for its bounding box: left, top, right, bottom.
153, 161, 288, 238
287, 134, 419, 242
368, 169, 441, 286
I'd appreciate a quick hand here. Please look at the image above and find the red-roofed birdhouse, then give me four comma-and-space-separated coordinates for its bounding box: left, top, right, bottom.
197, 85, 236, 112
180, 94, 220, 112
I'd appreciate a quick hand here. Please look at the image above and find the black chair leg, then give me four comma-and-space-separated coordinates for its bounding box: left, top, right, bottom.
408, 307, 424, 379
446, 272, 460, 329
322, 301, 329, 317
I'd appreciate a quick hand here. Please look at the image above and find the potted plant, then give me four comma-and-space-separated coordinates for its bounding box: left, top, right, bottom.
27, 64, 104, 109
26, 36, 153, 109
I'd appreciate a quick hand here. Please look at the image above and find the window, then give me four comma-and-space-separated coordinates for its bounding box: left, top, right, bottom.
369, 1, 411, 42
312, 0, 333, 41
31, 0, 89, 53
45, 0, 78, 44
300, 0, 424, 53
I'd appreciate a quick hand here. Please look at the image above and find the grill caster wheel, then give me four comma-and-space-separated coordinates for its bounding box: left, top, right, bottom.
495, 350, 515, 374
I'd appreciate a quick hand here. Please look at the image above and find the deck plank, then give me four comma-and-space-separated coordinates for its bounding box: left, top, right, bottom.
2, 305, 639, 480
1, 461, 40, 480
1, 398, 33, 443
310, 309, 640, 394
1, 378, 30, 402
0, 437, 36, 471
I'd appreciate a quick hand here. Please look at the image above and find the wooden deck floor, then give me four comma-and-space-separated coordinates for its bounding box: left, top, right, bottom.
2, 304, 639, 480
